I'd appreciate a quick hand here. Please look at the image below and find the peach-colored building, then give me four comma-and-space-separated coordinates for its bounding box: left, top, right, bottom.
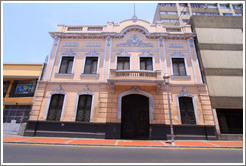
24, 18, 217, 140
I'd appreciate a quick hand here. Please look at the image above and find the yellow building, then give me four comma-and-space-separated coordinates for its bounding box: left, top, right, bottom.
3, 63, 43, 135
24, 18, 217, 140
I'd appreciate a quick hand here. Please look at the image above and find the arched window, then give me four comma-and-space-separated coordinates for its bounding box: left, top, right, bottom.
76, 95, 92, 122
179, 97, 196, 124
47, 94, 64, 121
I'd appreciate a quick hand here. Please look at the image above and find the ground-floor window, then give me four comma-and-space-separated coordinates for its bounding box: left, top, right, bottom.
179, 97, 196, 124
76, 95, 92, 122
3, 105, 31, 123
216, 109, 243, 134
47, 94, 64, 121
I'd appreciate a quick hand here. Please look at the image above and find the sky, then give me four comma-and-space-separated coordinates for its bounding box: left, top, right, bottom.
2, 2, 158, 63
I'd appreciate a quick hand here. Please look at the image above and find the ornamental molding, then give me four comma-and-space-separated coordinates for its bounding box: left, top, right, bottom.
166, 50, 189, 53
116, 35, 153, 47
61, 49, 76, 56
112, 49, 158, 52
58, 49, 104, 52
53, 85, 65, 94
78, 85, 93, 95
86, 42, 101, 47
63, 42, 78, 47
168, 43, 184, 48
86, 49, 99, 56
139, 51, 153, 57
177, 88, 193, 98
116, 51, 131, 56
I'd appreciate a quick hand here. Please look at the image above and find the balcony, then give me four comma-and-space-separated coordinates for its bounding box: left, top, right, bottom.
108, 69, 163, 94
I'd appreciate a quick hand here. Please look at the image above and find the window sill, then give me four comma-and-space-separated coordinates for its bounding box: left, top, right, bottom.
171, 75, 191, 79
55, 73, 74, 77
80, 73, 99, 78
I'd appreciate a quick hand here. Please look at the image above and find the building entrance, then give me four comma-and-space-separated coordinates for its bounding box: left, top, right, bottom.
121, 94, 149, 139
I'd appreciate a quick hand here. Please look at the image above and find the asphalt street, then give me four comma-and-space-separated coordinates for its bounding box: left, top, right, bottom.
3, 143, 244, 163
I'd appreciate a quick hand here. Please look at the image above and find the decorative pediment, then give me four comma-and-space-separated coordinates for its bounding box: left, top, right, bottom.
139, 51, 153, 57
86, 49, 99, 56
178, 88, 193, 97
116, 51, 131, 56
79, 85, 93, 95
62, 49, 76, 56
54, 85, 65, 94
116, 35, 153, 47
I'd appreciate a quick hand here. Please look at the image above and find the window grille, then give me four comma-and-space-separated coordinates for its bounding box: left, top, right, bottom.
76, 95, 92, 122
47, 94, 64, 121
179, 97, 196, 124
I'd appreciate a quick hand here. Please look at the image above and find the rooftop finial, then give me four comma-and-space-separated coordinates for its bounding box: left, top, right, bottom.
132, 3, 137, 22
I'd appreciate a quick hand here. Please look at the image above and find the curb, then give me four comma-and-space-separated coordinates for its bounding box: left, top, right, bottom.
3, 141, 243, 149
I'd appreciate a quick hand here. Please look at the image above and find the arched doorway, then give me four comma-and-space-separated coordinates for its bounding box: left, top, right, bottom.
121, 94, 149, 139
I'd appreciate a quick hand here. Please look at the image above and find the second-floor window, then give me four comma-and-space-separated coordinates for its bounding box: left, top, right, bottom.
59, 57, 74, 74
172, 58, 187, 76
140, 57, 153, 70
117, 57, 130, 70
9, 80, 37, 97
84, 57, 98, 74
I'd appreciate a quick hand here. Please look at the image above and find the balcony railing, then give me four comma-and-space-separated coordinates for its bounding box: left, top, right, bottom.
109, 69, 162, 80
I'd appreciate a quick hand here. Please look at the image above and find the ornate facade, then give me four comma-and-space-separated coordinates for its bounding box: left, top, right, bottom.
24, 18, 217, 140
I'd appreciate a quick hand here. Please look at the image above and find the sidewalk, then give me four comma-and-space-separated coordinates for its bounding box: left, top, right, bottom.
3, 134, 243, 149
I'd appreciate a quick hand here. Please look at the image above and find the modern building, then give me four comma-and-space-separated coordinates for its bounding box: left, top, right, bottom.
153, 2, 243, 26
3, 63, 43, 135
24, 17, 217, 140
189, 16, 244, 140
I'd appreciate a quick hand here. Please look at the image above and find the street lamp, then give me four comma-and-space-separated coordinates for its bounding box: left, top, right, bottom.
163, 73, 176, 146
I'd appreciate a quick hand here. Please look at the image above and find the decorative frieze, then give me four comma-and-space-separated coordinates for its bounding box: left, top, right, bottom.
61, 49, 76, 56
86, 49, 99, 56
168, 43, 184, 48
63, 42, 78, 47
86, 42, 101, 47
116, 35, 153, 47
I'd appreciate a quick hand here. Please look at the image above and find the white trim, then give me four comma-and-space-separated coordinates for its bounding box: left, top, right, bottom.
187, 39, 197, 83
158, 38, 163, 77
81, 51, 100, 75
191, 39, 203, 83
176, 88, 198, 124
48, 38, 60, 80
117, 87, 154, 123
107, 38, 112, 79
73, 86, 95, 121
162, 39, 168, 73
138, 51, 155, 71
44, 85, 66, 121
170, 54, 189, 76
102, 38, 108, 81
115, 51, 132, 70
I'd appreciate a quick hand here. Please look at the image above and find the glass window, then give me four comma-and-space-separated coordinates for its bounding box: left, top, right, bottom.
140, 57, 153, 70
179, 97, 196, 124
9, 80, 37, 97
191, 3, 206, 8
181, 11, 189, 15
59, 56, 74, 74
179, 3, 188, 7
47, 94, 64, 121
3, 105, 31, 123
3, 81, 10, 97
160, 11, 178, 15
88, 27, 103, 31
235, 13, 243, 16
172, 58, 187, 76
233, 4, 243, 9
76, 95, 92, 122
84, 57, 98, 74
220, 4, 230, 9
206, 4, 218, 8
159, 3, 176, 7
182, 19, 189, 23
223, 13, 233, 16
117, 57, 130, 70
68, 27, 82, 31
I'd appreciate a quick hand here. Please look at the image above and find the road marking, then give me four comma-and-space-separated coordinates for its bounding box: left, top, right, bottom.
3, 142, 243, 150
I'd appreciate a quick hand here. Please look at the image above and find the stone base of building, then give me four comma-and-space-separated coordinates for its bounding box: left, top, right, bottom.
218, 134, 243, 141
24, 120, 217, 140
